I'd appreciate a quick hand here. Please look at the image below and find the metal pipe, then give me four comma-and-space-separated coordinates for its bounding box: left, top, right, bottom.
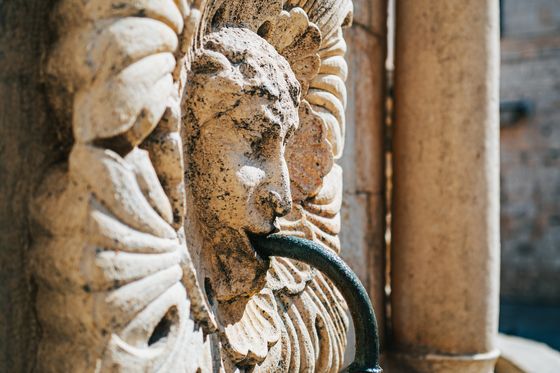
250, 234, 382, 373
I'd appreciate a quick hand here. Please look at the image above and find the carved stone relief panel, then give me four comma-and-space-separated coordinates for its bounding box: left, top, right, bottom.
31, 0, 353, 371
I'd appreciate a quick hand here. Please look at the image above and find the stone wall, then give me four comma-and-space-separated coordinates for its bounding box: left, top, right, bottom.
339, 0, 388, 345
500, 0, 560, 304
0, 1, 57, 371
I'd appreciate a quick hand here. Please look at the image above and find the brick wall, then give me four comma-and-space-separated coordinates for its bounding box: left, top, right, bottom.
500, 0, 560, 303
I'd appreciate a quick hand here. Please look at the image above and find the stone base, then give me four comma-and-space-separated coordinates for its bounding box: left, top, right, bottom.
496, 334, 560, 373
385, 349, 500, 373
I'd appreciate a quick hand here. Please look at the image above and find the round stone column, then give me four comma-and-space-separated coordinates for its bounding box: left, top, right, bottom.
390, 1, 500, 372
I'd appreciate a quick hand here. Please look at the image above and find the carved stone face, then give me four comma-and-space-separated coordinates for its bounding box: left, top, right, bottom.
185, 28, 301, 302
191, 97, 296, 235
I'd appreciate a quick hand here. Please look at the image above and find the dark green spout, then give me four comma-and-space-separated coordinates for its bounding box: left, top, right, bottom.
250, 234, 382, 373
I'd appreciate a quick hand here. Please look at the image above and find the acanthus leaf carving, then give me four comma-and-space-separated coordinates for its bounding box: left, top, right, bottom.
33, 0, 354, 371
184, 1, 353, 370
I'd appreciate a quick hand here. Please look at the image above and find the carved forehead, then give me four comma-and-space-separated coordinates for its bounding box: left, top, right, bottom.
186, 27, 301, 129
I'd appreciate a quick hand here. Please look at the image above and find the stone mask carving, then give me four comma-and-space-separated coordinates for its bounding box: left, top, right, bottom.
31, 0, 354, 371
185, 28, 300, 302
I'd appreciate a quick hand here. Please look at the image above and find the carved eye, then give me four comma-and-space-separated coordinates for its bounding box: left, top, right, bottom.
249, 136, 266, 158
239, 62, 257, 79
242, 127, 263, 144
257, 21, 272, 38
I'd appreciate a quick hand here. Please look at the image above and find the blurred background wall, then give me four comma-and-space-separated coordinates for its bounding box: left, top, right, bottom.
340, 0, 560, 357
498, 0, 560, 350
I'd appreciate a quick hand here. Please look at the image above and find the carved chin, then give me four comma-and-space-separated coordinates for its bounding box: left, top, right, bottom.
204, 227, 270, 303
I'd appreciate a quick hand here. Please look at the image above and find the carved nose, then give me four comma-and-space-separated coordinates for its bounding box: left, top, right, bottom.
269, 190, 292, 217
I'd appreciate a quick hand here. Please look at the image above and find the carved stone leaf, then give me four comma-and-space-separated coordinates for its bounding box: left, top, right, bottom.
263, 277, 348, 373
206, 0, 283, 32
307, 28, 349, 158
34, 0, 214, 371
74, 52, 176, 144
191, 1, 353, 371
35, 0, 355, 371
280, 165, 343, 254
74, 146, 176, 238
287, 100, 334, 202
284, 0, 353, 157
53, 0, 188, 33
220, 288, 283, 366
32, 145, 197, 371
267, 257, 313, 295
259, 8, 322, 94
126, 148, 174, 225
47, 4, 186, 145
284, 0, 354, 40
275, 164, 343, 301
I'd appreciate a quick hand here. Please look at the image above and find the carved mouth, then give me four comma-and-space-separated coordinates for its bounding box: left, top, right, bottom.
245, 217, 280, 237
270, 218, 281, 234
249, 194, 285, 235
205, 226, 272, 303
245, 218, 280, 255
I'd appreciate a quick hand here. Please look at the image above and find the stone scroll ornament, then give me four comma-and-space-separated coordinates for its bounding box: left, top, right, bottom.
32, 0, 353, 371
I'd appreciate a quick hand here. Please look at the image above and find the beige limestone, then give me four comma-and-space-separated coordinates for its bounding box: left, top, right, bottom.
29, 0, 355, 371
496, 334, 560, 373
339, 0, 388, 350
390, 0, 501, 372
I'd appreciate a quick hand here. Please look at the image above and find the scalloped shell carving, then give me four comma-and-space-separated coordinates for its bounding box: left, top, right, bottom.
33, 0, 354, 371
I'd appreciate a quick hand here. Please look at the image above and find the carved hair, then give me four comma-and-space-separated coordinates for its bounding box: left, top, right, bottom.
32, 0, 353, 370
185, 27, 301, 129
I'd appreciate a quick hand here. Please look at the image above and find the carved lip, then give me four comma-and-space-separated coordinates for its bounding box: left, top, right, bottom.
270, 218, 281, 234
244, 214, 281, 236
245, 218, 280, 254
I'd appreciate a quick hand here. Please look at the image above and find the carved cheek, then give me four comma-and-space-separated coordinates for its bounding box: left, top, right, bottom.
236, 165, 265, 194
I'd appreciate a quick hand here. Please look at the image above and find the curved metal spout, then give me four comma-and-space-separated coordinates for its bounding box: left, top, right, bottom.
250, 234, 382, 373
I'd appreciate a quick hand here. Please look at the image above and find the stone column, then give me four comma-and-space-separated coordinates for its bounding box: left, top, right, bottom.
390, 1, 500, 372
340, 0, 388, 351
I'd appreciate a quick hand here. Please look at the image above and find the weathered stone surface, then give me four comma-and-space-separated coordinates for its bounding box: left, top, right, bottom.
339, 0, 387, 349
391, 0, 500, 371
28, 0, 355, 371
185, 27, 300, 302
